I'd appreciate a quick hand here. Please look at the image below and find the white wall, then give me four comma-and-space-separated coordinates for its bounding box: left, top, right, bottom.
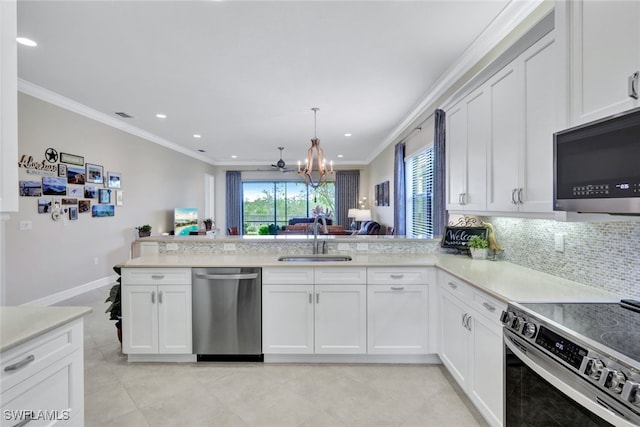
4, 93, 216, 305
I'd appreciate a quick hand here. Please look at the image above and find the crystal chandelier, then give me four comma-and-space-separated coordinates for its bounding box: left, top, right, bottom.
298, 107, 333, 189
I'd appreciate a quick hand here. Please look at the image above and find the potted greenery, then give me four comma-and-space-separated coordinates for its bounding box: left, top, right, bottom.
105, 266, 122, 343
136, 224, 152, 237
203, 218, 213, 230
467, 235, 489, 260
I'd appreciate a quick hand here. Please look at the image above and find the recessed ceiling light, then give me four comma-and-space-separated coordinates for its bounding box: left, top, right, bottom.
16, 37, 37, 47
193, 134, 201, 138
344, 133, 352, 137
337, 154, 344, 158
156, 113, 167, 119
231, 155, 237, 159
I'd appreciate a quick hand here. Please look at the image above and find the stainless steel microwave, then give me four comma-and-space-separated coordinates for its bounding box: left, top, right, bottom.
553, 107, 640, 214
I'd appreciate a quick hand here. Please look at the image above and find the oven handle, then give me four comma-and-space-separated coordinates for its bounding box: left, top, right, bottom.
504, 333, 638, 427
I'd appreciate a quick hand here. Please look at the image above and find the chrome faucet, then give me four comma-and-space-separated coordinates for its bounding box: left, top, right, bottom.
312, 214, 328, 254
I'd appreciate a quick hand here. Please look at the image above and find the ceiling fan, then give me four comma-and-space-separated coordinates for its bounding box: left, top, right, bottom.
271, 147, 294, 173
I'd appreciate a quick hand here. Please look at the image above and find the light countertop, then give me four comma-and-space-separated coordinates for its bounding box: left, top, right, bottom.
119, 253, 621, 304
0, 306, 92, 353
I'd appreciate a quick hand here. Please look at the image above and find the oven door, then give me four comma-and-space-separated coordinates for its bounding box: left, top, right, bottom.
504, 330, 638, 427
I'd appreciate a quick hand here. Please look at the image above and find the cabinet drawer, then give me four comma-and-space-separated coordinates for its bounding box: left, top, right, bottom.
262, 267, 314, 285
122, 268, 191, 285
472, 290, 506, 325
367, 268, 430, 285
1, 319, 82, 393
315, 267, 366, 285
437, 270, 472, 300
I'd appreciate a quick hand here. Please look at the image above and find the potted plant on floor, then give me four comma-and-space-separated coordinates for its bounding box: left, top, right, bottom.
468, 235, 489, 260
105, 265, 122, 343
136, 224, 152, 238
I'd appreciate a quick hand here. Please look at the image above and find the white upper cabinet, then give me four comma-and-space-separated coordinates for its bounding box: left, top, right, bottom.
446, 86, 488, 211
568, 0, 640, 125
487, 32, 556, 213
0, 0, 18, 213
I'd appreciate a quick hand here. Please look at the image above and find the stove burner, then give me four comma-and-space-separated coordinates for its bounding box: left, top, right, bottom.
600, 331, 640, 360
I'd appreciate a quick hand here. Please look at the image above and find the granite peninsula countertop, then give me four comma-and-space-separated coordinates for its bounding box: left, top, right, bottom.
0, 306, 92, 352
119, 253, 621, 304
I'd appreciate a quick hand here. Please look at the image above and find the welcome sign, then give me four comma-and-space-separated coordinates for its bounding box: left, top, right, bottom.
441, 226, 488, 249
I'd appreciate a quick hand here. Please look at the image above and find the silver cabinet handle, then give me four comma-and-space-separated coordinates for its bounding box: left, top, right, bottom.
458, 193, 463, 204
158, 291, 163, 304
151, 274, 165, 280
482, 302, 496, 312
448, 282, 458, 290
462, 313, 468, 329
12, 413, 34, 427
466, 315, 472, 331
316, 293, 320, 304
390, 286, 405, 291
308, 292, 312, 304
151, 291, 155, 304
511, 188, 518, 204
4, 354, 35, 372
389, 274, 404, 279
459, 193, 467, 205
195, 273, 258, 280
517, 188, 523, 204
629, 71, 639, 99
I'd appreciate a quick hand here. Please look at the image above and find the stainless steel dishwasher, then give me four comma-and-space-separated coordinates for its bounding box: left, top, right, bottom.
192, 267, 262, 361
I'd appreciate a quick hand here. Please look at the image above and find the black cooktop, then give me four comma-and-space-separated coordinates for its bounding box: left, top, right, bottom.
521, 302, 640, 365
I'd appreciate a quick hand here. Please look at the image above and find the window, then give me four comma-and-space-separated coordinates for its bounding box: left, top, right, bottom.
405, 147, 434, 238
242, 181, 335, 235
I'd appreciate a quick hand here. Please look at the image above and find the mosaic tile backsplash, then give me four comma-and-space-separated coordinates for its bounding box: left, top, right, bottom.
485, 217, 640, 299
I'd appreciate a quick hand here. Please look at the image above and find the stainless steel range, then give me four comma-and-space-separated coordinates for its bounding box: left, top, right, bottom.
502, 300, 640, 426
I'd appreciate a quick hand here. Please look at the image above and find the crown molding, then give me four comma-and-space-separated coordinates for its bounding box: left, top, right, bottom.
18, 79, 214, 165
365, 0, 545, 164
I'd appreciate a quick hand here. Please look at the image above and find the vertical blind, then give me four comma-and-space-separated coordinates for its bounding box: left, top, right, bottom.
405, 147, 434, 238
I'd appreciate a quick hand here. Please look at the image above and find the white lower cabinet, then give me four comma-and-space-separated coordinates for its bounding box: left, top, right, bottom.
438, 271, 505, 427
122, 268, 192, 354
0, 320, 84, 426
262, 267, 367, 355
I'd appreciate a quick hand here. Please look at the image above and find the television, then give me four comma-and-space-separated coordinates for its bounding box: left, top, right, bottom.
174, 207, 199, 236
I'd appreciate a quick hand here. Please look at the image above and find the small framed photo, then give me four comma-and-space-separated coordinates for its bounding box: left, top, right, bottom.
115, 190, 123, 206
58, 164, 67, 177
68, 206, 78, 220
98, 188, 111, 204
107, 171, 121, 189
68, 185, 83, 197
61, 198, 77, 205
60, 152, 84, 166
67, 165, 85, 185
92, 204, 115, 217
42, 176, 67, 196
79, 200, 91, 213
84, 186, 97, 198
85, 163, 104, 184
38, 198, 52, 214
19, 180, 42, 197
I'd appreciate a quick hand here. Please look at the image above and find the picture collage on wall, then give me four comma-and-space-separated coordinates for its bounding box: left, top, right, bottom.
18, 148, 124, 221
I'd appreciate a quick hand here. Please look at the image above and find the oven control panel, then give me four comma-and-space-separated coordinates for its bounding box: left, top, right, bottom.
502, 307, 640, 413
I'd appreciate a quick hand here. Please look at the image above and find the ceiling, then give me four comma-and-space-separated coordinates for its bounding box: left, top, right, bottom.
16, 0, 530, 168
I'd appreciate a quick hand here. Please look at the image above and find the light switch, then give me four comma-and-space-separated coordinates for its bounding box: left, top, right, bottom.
19, 221, 32, 231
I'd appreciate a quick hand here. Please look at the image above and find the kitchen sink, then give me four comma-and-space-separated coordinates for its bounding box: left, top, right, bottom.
277, 255, 353, 262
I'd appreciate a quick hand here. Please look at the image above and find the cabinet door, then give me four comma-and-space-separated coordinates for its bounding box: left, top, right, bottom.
487, 62, 523, 212
367, 284, 428, 354
446, 101, 467, 210
468, 312, 504, 427
570, 0, 640, 124
122, 285, 158, 354
314, 284, 366, 354
157, 285, 192, 354
262, 284, 314, 354
520, 32, 556, 213
464, 88, 489, 211
439, 290, 470, 389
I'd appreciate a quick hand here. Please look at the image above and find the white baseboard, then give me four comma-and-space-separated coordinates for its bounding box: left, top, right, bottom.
263, 354, 442, 364
22, 274, 118, 306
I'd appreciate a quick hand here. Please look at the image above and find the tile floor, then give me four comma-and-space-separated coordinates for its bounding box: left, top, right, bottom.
62, 285, 488, 427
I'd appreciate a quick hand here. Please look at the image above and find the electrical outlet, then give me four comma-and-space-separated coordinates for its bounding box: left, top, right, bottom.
94, 257, 99, 265
166, 243, 179, 251
338, 243, 350, 251
19, 221, 32, 231
224, 243, 236, 251
356, 243, 369, 251
554, 233, 564, 253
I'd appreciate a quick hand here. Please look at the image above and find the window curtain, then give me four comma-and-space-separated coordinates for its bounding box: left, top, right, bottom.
433, 109, 447, 237
225, 171, 242, 235
394, 142, 406, 235
334, 170, 360, 227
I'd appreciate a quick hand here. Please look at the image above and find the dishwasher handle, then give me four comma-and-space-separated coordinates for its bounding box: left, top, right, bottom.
195, 273, 259, 281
